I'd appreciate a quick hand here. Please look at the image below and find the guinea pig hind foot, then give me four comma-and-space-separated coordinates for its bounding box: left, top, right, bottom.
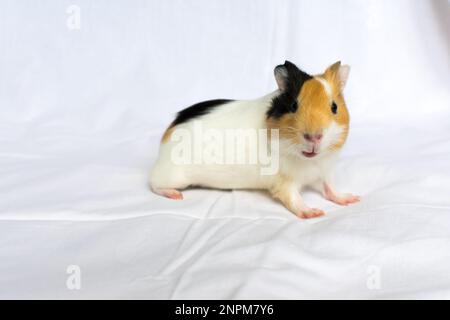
152, 188, 184, 200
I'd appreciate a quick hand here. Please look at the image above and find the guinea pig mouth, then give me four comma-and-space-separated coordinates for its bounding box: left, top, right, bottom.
302, 150, 318, 158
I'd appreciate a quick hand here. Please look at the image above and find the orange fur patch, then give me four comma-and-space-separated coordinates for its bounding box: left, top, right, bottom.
161, 125, 174, 143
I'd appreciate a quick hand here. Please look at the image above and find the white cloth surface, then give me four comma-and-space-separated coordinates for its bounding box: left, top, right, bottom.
0, 0, 449, 299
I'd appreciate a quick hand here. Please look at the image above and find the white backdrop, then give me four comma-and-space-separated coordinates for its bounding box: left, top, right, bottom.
0, 0, 449, 299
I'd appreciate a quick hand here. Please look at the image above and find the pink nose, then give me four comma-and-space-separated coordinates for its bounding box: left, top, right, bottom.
303, 133, 323, 143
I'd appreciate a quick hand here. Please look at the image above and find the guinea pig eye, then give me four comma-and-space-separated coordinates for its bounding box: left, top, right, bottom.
331, 101, 338, 114
289, 101, 298, 112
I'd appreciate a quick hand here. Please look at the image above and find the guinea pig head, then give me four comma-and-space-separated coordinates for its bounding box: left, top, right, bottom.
267, 60, 351, 159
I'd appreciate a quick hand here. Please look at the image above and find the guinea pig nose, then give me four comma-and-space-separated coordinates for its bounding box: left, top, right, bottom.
304, 133, 322, 142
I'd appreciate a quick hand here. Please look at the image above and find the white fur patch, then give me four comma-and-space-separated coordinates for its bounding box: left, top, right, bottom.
321, 121, 345, 151
316, 77, 332, 98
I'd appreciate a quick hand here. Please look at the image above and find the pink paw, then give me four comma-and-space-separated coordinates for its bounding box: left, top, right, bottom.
329, 193, 360, 206
153, 188, 184, 200
296, 208, 325, 219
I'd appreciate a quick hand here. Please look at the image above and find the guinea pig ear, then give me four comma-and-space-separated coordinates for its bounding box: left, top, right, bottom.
274, 64, 289, 91
338, 64, 350, 90
325, 61, 351, 91
274, 60, 312, 94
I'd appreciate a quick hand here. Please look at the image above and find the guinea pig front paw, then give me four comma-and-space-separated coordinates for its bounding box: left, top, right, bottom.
296, 207, 325, 219
327, 193, 360, 206
323, 183, 360, 206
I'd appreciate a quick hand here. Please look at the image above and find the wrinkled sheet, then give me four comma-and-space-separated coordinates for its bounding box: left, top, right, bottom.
0, 0, 449, 299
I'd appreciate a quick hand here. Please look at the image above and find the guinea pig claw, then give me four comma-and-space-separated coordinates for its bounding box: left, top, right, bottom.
297, 208, 325, 219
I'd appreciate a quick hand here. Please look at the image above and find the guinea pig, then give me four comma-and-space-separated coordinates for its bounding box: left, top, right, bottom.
150, 60, 359, 219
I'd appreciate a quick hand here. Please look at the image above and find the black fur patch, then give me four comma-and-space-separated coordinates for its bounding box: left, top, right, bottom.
266, 61, 312, 119
171, 99, 234, 126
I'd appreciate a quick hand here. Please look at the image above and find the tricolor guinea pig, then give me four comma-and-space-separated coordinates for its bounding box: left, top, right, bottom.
150, 60, 359, 219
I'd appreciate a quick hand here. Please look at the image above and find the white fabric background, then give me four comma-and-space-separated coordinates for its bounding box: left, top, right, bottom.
0, 0, 449, 299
